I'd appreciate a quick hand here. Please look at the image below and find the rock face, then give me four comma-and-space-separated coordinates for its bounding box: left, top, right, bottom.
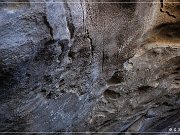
0, 0, 179, 133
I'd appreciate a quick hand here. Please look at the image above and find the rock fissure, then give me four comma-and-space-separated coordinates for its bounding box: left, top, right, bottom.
0, 0, 179, 133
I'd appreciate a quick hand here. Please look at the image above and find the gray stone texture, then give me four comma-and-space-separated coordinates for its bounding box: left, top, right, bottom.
0, 0, 179, 134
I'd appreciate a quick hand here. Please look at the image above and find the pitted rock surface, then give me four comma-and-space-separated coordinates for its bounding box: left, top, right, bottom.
0, 0, 179, 133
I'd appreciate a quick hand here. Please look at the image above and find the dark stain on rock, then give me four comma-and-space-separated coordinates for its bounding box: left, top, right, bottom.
138, 86, 153, 91
107, 71, 124, 85
104, 89, 121, 99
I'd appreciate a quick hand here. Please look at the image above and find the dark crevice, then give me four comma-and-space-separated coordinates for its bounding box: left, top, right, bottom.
167, 108, 179, 112
174, 77, 180, 81
104, 89, 121, 99
59, 79, 65, 86
41, 89, 47, 93
160, 0, 163, 8
151, 22, 180, 41
172, 71, 178, 74
85, 29, 94, 59
165, 11, 176, 18
176, 5, 180, 10
138, 86, 153, 91
94, 119, 119, 132
58, 39, 69, 62
46, 91, 53, 99
68, 51, 76, 59
40, 89, 48, 97
162, 102, 173, 107
102, 46, 105, 72
43, 75, 53, 84
43, 15, 54, 39
160, 8, 164, 12
0, 66, 16, 89
25, 73, 31, 77
35, 40, 60, 63
160, 0, 176, 19
107, 71, 124, 85
160, 0, 164, 13
175, 67, 180, 71
67, 22, 75, 39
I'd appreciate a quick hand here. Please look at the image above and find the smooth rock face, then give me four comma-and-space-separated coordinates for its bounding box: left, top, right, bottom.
0, 0, 179, 133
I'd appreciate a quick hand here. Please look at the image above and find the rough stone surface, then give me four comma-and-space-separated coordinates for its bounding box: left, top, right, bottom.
0, 0, 179, 134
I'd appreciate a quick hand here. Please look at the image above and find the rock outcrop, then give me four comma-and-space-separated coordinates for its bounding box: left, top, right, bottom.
0, 0, 179, 133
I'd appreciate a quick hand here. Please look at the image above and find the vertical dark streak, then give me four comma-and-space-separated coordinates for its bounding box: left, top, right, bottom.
160, 0, 164, 8
102, 46, 105, 72
64, 1, 75, 38
43, 15, 53, 39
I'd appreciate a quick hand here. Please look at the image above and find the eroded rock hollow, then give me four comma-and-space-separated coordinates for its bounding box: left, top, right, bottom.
0, 0, 179, 133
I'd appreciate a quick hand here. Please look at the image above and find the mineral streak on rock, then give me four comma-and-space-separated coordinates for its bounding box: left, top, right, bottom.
45, 0, 71, 41
0, 0, 179, 133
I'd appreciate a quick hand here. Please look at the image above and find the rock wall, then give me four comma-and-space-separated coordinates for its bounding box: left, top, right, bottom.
0, 0, 179, 133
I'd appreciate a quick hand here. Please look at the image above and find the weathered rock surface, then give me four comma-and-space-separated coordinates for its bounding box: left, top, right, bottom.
0, 0, 179, 134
